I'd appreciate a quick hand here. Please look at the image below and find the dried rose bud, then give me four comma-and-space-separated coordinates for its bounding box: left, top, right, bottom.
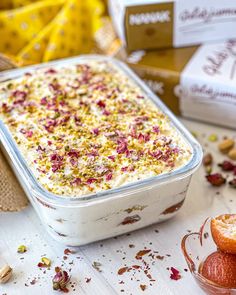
17, 245, 27, 253
52, 267, 70, 292
229, 179, 236, 188
218, 161, 235, 171
0, 265, 12, 284
203, 153, 213, 166
206, 173, 226, 187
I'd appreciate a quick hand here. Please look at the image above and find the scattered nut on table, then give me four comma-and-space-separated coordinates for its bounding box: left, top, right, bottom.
228, 148, 236, 160
218, 139, 234, 154
203, 153, 213, 166
0, 264, 13, 284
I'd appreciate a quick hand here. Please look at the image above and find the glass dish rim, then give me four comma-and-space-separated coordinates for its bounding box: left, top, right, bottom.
0, 54, 202, 206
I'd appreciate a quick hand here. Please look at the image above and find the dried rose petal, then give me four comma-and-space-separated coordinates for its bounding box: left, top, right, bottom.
50, 153, 63, 162
108, 155, 115, 162
97, 100, 106, 108
148, 149, 162, 159
45, 68, 57, 74
67, 150, 80, 158
44, 119, 57, 133
229, 179, 236, 188
170, 267, 181, 280
1, 103, 12, 113
12, 90, 27, 104
116, 142, 128, 154
129, 126, 137, 138
87, 150, 99, 157
138, 133, 150, 143
92, 128, 99, 136
20, 129, 33, 138
40, 97, 48, 105
49, 83, 60, 92
105, 172, 113, 181
37, 262, 45, 268
218, 161, 235, 171
152, 126, 160, 134
50, 153, 64, 172
135, 116, 148, 124
121, 165, 134, 172
52, 267, 70, 292
103, 109, 111, 116
71, 178, 81, 186
86, 178, 97, 185
206, 173, 226, 187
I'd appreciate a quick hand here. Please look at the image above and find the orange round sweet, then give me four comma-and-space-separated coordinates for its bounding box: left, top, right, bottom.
211, 214, 236, 254
200, 251, 236, 288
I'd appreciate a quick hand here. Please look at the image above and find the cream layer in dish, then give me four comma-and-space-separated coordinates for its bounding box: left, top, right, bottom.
0, 60, 191, 197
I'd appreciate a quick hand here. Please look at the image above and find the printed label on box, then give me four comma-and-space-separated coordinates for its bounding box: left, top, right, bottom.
179, 39, 236, 127
109, 0, 236, 51
174, 0, 236, 47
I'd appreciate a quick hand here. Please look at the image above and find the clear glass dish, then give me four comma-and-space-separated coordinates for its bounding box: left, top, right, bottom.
0, 55, 202, 245
181, 218, 236, 295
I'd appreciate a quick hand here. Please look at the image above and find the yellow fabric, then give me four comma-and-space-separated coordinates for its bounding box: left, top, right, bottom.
0, 0, 104, 64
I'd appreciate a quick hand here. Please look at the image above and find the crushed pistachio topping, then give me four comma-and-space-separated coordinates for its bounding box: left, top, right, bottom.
17, 245, 27, 253
38, 257, 51, 268
0, 60, 191, 197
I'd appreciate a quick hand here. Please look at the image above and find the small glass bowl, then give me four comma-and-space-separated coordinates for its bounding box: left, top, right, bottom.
181, 218, 236, 295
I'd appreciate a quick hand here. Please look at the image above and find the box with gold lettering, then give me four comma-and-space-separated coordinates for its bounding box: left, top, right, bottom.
109, 0, 236, 51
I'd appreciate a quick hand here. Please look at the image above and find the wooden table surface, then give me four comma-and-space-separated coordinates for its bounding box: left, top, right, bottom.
0, 119, 235, 295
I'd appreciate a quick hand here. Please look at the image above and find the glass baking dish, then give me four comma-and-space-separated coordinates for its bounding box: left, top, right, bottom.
0, 55, 202, 246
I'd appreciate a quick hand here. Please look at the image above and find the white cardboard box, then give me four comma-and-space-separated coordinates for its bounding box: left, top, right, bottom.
109, 0, 236, 51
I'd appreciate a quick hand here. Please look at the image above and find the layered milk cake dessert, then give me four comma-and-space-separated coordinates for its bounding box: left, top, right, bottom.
0, 60, 192, 197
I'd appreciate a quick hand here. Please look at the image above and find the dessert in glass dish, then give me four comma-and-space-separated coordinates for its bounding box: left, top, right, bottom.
0, 56, 202, 245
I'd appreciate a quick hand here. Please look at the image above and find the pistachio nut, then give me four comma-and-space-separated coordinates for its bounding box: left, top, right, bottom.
0, 265, 13, 284
218, 139, 234, 154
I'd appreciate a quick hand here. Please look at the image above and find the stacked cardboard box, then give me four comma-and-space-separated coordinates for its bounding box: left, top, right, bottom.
109, 0, 236, 128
